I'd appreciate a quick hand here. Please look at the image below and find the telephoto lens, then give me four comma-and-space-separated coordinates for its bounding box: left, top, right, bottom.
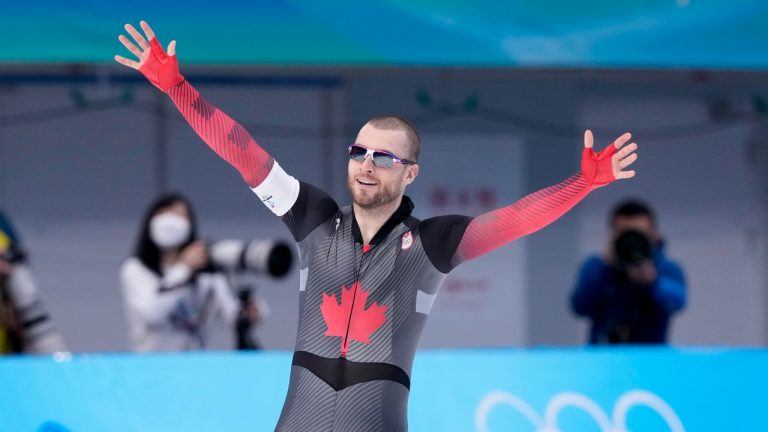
208, 239, 293, 276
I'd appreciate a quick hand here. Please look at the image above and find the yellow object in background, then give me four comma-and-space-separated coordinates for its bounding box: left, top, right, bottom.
0, 230, 10, 253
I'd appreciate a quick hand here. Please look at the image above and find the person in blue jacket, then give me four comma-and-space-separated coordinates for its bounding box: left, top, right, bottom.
571, 200, 686, 344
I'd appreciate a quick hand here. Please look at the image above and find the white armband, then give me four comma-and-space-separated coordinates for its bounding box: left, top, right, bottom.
250, 161, 300, 216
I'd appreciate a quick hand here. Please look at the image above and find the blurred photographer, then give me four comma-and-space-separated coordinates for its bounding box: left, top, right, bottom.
120, 194, 262, 352
0, 209, 67, 355
570, 200, 686, 344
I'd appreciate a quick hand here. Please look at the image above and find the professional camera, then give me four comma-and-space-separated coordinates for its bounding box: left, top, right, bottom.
206, 239, 293, 350
613, 229, 651, 267
207, 239, 293, 277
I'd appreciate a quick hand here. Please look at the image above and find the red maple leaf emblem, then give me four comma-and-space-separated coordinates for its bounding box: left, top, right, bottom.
320, 281, 388, 357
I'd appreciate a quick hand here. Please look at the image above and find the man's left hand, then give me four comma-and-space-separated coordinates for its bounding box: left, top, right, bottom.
582, 130, 638, 187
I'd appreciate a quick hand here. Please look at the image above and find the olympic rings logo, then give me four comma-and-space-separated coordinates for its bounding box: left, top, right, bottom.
475, 390, 685, 432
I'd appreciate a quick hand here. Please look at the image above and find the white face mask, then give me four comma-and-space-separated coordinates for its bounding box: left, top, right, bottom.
149, 213, 191, 249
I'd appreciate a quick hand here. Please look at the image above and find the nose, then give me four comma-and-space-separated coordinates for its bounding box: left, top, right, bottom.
359, 154, 375, 171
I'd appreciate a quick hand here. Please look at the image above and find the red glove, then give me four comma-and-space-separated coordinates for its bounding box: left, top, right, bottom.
581, 142, 617, 187
139, 38, 184, 92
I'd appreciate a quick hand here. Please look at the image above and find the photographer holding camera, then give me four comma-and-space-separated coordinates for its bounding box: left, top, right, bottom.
120, 194, 265, 352
570, 200, 686, 344
0, 209, 67, 355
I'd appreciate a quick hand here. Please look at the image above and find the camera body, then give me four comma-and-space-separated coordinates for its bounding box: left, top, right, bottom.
613, 229, 652, 268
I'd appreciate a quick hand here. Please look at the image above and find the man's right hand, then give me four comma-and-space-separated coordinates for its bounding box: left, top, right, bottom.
115, 21, 184, 92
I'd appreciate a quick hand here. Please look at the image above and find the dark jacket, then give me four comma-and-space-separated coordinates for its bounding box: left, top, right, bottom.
571, 244, 686, 344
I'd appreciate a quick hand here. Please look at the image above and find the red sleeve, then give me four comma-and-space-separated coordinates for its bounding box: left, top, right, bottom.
454, 174, 590, 263
131, 37, 274, 188
167, 81, 273, 188
453, 143, 618, 265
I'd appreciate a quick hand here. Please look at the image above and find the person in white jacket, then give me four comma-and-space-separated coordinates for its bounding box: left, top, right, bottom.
0, 210, 67, 355
120, 193, 248, 352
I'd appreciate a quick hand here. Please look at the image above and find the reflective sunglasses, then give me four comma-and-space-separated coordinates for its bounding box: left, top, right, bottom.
348, 144, 417, 169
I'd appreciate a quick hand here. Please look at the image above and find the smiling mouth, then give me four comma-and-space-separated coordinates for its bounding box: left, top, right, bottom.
356, 178, 377, 186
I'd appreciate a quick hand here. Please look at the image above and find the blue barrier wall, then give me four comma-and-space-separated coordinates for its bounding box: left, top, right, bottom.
1, 348, 765, 431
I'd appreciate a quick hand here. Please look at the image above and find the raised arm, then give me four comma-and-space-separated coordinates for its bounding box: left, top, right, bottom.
453, 131, 637, 265
115, 21, 289, 196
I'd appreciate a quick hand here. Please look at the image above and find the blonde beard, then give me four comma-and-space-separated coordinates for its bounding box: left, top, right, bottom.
347, 177, 402, 210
